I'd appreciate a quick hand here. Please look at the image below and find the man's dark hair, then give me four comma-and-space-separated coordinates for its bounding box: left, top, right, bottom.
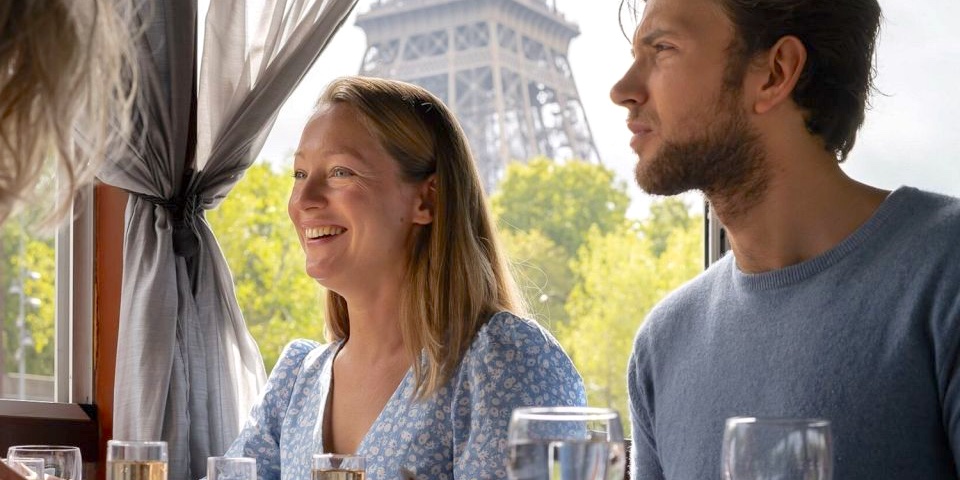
621, 0, 882, 161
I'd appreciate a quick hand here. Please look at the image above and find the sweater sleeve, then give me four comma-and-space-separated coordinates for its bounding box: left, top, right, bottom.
627, 328, 665, 480
937, 280, 960, 476
220, 340, 319, 480
451, 312, 587, 479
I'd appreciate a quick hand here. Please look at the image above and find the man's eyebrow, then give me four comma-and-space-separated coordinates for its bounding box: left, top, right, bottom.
640, 28, 678, 46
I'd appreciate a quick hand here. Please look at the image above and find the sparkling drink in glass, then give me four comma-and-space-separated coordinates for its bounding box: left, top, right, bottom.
7, 445, 83, 480
507, 406, 626, 480
311, 454, 365, 480
106, 441, 168, 480
721, 416, 833, 480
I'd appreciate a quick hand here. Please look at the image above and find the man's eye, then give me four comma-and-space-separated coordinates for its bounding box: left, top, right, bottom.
654, 43, 674, 53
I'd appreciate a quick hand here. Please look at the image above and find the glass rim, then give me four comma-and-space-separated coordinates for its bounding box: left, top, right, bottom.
208, 456, 256, 463
8, 445, 81, 452
510, 406, 620, 421
312, 453, 364, 460
725, 416, 831, 428
107, 440, 168, 448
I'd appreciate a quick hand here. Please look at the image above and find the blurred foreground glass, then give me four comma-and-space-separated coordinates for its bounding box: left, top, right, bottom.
106, 441, 167, 480
722, 417, 833, 480
2, 457, 46, 479
207, 457, 256, 480
311, 454, 365, 480
507, 406, 625, 480
7, 446, 82, 480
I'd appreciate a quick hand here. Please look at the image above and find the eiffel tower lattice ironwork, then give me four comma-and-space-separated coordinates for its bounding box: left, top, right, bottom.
356, 0, 601, 192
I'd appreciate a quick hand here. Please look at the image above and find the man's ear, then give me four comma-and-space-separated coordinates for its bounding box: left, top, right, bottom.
412, 174, 436, 225
749, 35, 807, 115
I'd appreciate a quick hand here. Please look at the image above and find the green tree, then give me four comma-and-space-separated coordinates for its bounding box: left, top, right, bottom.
558, 202, 703, 433
498, 228, 573, 329
492, 158, 631, 328
641, 197, 697, 257
2, 213, 57, 382
207, 163, 326, 372
491, 157, 630, 257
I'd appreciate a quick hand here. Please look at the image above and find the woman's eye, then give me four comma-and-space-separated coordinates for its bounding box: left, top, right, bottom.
331, 167, 353, 178
292, 170, 306, 180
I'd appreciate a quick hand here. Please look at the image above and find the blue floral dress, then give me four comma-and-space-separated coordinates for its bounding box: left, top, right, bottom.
222, 311, 586, 479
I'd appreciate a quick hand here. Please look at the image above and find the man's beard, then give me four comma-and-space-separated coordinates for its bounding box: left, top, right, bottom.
634, 94, 768, 212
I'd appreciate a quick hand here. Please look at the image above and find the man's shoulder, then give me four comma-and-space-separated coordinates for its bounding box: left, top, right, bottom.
892, 187, 960, 231
886, 187, 960, 256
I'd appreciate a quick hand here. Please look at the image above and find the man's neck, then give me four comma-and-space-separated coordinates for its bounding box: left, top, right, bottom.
710, 149, 889, 273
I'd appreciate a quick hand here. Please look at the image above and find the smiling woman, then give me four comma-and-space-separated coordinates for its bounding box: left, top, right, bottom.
216, 76, 586, 480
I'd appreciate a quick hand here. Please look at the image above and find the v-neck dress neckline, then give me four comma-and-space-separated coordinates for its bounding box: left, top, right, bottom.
313, 340, 415, 455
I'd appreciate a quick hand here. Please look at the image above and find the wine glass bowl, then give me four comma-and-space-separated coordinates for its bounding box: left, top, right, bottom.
507, 406, 626, 480
207, 457, 256, 480
7, 445, 83, 480
722, 417, 833, 480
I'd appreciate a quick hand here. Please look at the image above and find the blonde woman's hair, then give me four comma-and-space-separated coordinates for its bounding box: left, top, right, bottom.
0, 0, 139, 225
317, 76, 525, 399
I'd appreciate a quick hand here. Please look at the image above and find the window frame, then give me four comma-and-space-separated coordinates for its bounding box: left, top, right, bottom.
2, 183, 95, 408
1, 185, 95, 410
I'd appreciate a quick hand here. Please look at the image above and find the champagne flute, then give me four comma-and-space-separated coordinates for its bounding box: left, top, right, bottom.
507, 406, 626, 480
7, 446, 82, 480
311, 454, 365, 480
106, 441, 167, 480
2, 457, 46, 479
722, 417, 833, 480
207, 457, 256, 480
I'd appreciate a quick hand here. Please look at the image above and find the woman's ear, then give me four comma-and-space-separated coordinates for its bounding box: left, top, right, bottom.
412, 174, 436, 225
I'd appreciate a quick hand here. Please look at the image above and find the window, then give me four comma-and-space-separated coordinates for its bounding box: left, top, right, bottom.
1, 187, 94, 405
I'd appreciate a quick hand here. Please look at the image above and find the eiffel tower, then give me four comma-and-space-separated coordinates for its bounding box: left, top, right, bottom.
356, 0, 601, 192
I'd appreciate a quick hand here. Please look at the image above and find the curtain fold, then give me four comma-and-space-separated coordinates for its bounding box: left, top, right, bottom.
98, 0, 358, 478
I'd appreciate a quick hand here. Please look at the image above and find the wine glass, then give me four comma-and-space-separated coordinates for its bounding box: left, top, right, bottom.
2, 457, 46, 479
7, 446, 82, 480
507, 406, 626, 480
207, 457, 256, 480
722, 417, 833, 480
106, 441, 167, 480
311, 454, 365, 480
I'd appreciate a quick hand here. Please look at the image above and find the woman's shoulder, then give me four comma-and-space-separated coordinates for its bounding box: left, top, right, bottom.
270, 339, 335, 376
459, 311, 586, 405
470, 311, 563, 354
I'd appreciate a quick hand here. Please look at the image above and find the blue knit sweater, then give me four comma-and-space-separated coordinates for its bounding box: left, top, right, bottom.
629, 187, 960, 479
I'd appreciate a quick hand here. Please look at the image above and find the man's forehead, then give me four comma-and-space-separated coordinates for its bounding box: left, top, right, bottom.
633, 0, 730, 43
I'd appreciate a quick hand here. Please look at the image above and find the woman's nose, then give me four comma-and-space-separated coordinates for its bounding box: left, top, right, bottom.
289, 176, 329, 211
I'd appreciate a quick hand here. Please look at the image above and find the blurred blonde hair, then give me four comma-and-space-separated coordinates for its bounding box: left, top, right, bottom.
0, 0, 139, 226
316, 76, 526, 399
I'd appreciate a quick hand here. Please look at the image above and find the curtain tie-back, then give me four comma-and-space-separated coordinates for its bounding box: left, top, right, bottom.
138, 193, 203, 258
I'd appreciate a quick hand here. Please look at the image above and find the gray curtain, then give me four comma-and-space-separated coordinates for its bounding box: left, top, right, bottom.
97, 0, 358, 478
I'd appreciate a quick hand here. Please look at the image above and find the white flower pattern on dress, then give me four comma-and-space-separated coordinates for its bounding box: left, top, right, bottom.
221, 312, 586, 480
